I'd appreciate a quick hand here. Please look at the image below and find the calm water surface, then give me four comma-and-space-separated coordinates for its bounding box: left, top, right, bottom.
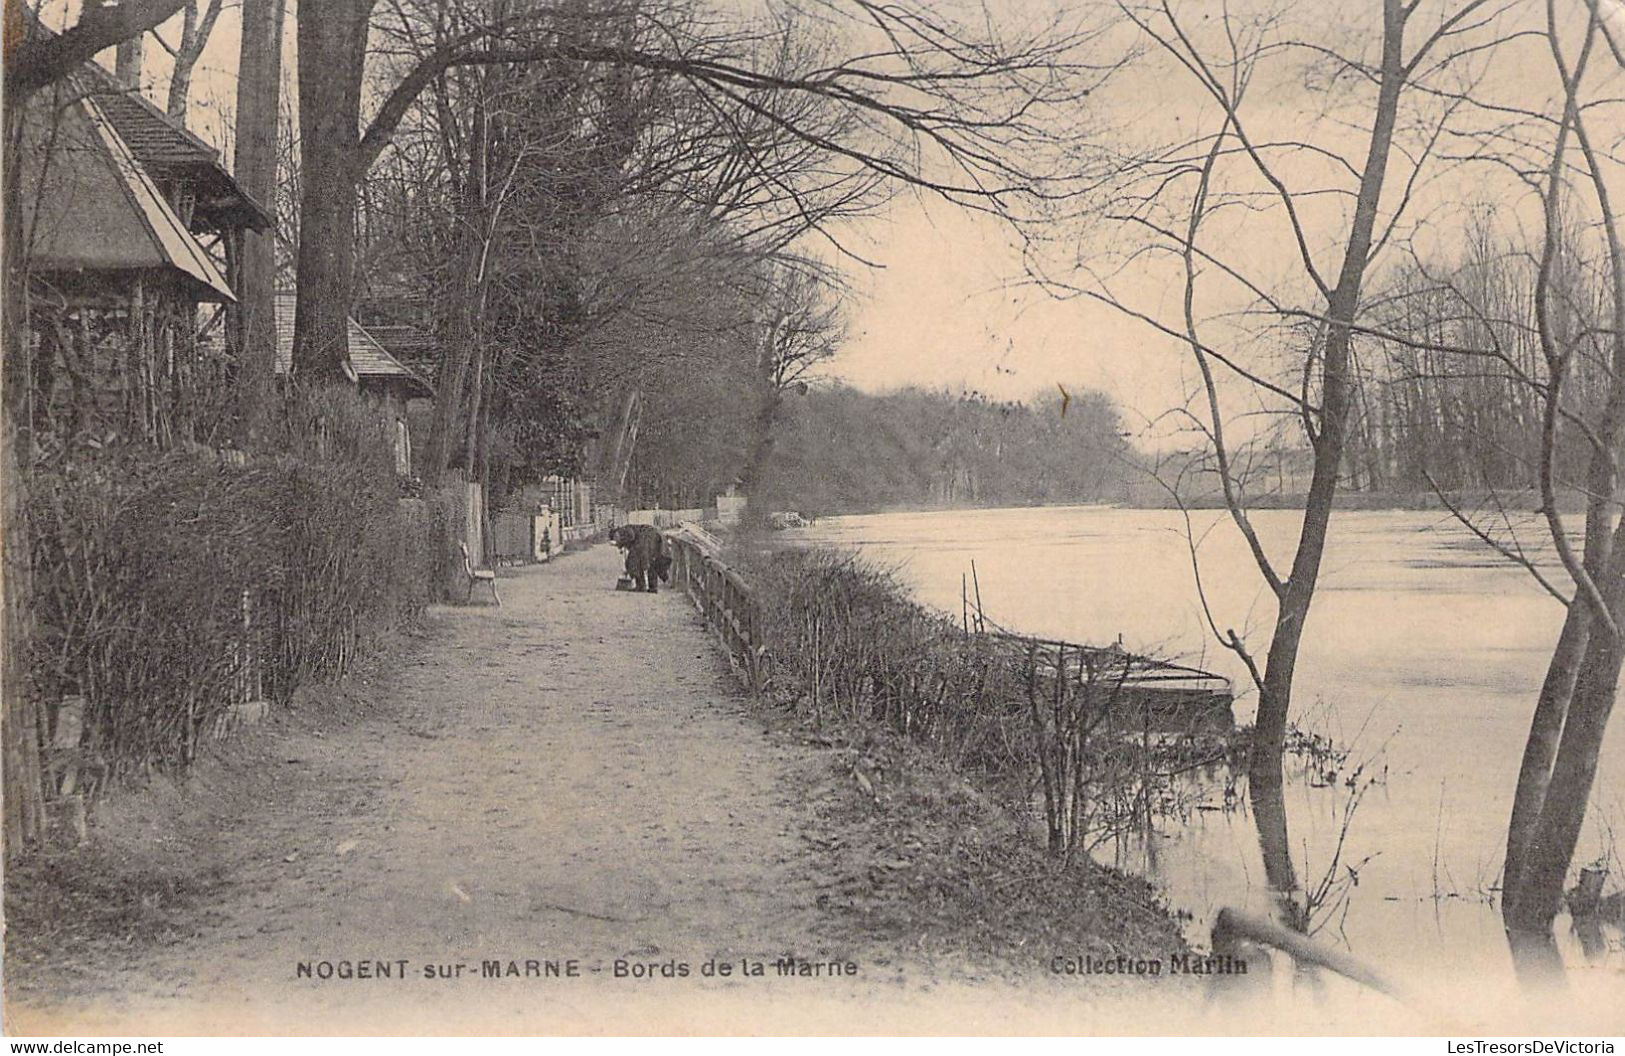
795, 505, 1625, 980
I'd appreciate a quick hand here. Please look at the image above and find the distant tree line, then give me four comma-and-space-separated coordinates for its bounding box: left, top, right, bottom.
1339, 219, 1609, 498
1180, 218, 1607, 503
626, 382, 1131, 515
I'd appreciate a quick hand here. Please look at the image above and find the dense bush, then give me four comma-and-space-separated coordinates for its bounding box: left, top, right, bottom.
25, 386, 445, 779
737, 545, 1234, 858
744, 548, 1035, 784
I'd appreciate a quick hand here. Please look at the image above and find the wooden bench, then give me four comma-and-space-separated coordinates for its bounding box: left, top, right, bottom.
460, 541, 501, 606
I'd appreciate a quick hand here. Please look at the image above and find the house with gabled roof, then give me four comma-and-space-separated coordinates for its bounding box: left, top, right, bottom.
270, 295, 433, 403
16, 73, 264, 450
269, 294, 435, 475
195, 292, 437, 474
21, 93, 235, 304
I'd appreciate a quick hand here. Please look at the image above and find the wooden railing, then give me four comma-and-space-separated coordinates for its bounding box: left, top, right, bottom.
664, 526, 766, 694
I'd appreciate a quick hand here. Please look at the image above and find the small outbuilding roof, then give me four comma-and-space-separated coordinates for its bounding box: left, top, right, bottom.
273, 295, 435, 399
361, 323, 440, 375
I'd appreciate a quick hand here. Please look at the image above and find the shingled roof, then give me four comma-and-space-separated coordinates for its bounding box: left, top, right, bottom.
68, 65, 273, 233
273, 295, 435, 399
360, 323, 440, 377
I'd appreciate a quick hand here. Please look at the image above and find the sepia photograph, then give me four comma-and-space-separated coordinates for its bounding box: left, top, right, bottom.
1, 0, 1623, 1041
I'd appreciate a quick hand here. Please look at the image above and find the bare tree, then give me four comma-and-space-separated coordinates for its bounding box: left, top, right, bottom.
1433, 0, 1625, 962
151, 0, 227, 126
736, 262, 843, 505
229, 0, 287, 441
291, 0, 1106, 392
1099, 0, 1625, 968
1043, 0, 1511, 796
1287, 0, 1625, 966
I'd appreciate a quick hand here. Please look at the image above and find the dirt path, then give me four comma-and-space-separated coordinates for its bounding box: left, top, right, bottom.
11, 545, 972, 1033
6, 545, 1515, 1037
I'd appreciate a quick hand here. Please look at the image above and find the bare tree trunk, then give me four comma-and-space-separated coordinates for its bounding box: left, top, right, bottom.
1, 107, 44, 861
4, 106, 31, 448
115, 34, 145, 90
1503, 0, 1625, 949
1252, 585, 1311, 791
425, 73, 489, 477
602, 389, 642, 503
1252, 779, 1305, 930
738, 386, 782, 499
164, 1, 224, 127
463, 341, 487, 483
1249, 0, 1407, 788
292, 0, 372, 379
425, 231, 486, 475
230, 0, 285, 442
471, 350, 493, 561
1, 433, 45, 862
1508, 609, 1623, 935
1504, 604, 1589, 917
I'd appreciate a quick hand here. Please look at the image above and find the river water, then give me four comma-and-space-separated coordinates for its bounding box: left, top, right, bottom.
794, 505, 1625, 982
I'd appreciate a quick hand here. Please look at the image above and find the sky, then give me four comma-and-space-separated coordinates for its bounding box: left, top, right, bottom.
45, 0, 1611, 446
808, 0, 1608, 445
814, 195, 1193, 422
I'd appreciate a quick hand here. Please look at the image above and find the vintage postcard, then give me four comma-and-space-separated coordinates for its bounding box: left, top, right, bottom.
2, 0, 1623, 1040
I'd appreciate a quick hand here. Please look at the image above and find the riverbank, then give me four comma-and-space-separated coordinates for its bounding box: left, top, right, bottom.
723, 542, 1205, 952
3, 544, 1193, 1036
779, 503, 1625, 1028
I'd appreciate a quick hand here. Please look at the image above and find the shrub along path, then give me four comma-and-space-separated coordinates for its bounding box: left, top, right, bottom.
5, 544, 1204, 1035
